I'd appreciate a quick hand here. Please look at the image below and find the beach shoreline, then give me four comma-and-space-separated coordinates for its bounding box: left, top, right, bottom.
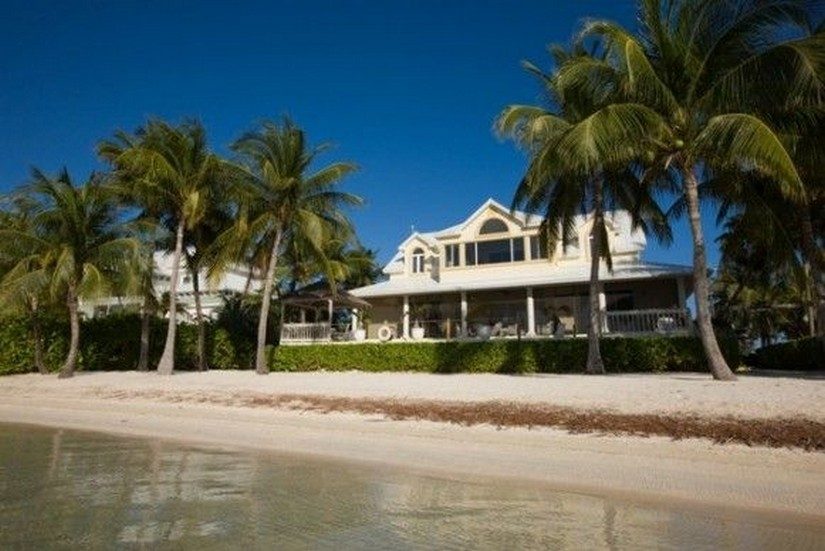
1, 371, 824, 520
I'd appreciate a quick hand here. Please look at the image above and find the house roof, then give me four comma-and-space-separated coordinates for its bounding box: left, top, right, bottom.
351, 262, 693, 298
281, 282, 372, 309
381, 198, 646, 275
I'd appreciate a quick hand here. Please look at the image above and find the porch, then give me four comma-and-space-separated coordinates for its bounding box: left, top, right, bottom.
278, 285, 371, 344
281, 278, 693, 344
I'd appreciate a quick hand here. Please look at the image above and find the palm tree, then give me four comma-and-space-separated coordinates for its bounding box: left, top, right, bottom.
0, 169, 140, 378
558, 0, 818, 379
0, 194, 53, 373
98, 130, 164, 372
713, 210, 810, 345
497, 47, 670, 374
212, 119, 361, 374
104, 120, 231, 375
183, 200, 234, 371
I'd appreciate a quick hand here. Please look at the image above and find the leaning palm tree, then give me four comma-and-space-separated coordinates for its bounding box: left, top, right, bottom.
104, 120, 231, 375
0, 169, 140, 378
497, 46, 670, 374
212, 119, 360, 374
557, 0, 818, 379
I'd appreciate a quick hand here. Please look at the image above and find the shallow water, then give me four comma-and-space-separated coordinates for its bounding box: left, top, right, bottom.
0, 424, 822, 550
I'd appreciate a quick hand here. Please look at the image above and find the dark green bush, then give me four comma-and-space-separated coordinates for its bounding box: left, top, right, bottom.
0, 316, 66, 375
0, 313, 258, 375
0, 310, 741, 376
269, 336, 740, 374
748, 337, 824, 371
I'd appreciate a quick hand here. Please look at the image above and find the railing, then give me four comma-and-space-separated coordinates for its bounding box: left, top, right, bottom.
605, 309, 691, 335
281, 322, 332, 343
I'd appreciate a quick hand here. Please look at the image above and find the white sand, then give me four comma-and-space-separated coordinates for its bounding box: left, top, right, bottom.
2, 370, 824, 419
1, 371, 824, 519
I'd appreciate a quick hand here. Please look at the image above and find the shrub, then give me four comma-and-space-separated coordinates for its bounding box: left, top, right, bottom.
0, 311, 740, 376
748, 337, 825, 371
0, 316, 65, 375
0, 313, 258, 375
269, 336, 740, 374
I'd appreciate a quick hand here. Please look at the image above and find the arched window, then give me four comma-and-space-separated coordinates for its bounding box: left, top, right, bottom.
479, 218, 508, 235
411, 248, 425, 273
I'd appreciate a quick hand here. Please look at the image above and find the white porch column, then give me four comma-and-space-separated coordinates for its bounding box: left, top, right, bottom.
351, 308, 359, 332
676, 277, 686, 309
460, 291, 468, 337
402, 295, 410, 339
598, 288, 608, 332
327, 299, 333, 322
526, 287, 536, 336
300, 309, 306, 323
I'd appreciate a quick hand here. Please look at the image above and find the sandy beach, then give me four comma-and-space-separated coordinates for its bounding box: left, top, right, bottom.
1, 370, 824, 519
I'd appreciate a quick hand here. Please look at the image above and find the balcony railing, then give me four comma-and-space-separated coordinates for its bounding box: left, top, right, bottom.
605, 309, 691, 335
281, 322, 332, 343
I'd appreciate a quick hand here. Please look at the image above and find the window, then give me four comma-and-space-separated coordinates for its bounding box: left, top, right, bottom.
464, 238, 525, 266
530, 236, 548, 259
564, 235, 580, 256
479, 218, 508, 234
606, 291, 634, 311
465, 242, 476, 266
445, 244, 460, 267
411, 248, 425, 273
512, 237, 525, 261
477, 239, 511, 264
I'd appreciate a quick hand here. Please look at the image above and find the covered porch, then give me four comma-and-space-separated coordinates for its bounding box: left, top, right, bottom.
279, 286, 371, 344
360, 277, 692, 341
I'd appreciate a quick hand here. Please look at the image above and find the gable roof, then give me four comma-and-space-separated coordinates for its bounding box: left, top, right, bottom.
432, 198, 542, 237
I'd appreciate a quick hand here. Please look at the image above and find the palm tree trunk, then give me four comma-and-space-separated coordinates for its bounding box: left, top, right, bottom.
586, 178, 605, 375
31, 299, 47, 375
243, 266, 254, 295
157, 221, 185, 376
682, 165, 736, 381
191, 264, 208, 371
255, 231, 283, 375
137, 294, 152, 372
58, 284, 80, 379
799, 208, 821, 336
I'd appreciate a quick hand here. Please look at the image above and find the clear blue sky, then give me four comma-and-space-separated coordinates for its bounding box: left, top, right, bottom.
0, 0, 721, 269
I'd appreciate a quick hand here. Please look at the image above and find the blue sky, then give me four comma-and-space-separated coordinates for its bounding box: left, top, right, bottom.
0, 0, 721, 269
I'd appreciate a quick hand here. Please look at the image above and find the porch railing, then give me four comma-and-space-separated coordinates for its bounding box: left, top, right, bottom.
281, 322, 332, 343
605, 308, 691, 335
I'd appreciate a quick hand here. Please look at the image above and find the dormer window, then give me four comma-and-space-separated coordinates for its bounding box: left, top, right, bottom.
411, 248, 425, 274
479, 218, 508, 235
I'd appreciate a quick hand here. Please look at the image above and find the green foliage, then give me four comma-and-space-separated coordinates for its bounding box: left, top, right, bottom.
748, 337, 825, 371
0, 314, 259, 375
269, 336, 740, 374
0, 315, 65, 375
0, 311, 741, 376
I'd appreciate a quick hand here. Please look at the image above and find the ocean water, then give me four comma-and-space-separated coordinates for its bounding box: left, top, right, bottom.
0, 423, 822, 550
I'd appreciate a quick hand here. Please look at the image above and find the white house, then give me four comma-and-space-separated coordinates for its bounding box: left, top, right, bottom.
79, 251, 255, 321
342, 198, 693, 341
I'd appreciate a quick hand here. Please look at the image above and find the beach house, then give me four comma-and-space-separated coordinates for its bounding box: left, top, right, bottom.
337, 199, 693, 342
79, 251, 255, 322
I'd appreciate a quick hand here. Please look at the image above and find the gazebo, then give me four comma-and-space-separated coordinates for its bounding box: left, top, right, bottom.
279, 283, 371, 344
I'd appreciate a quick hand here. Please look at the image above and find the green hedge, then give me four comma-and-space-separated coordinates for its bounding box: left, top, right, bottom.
269, 336, 741, 374
0, 314, 256, 375
0, 312, 741, 376
748, 337, 825, 371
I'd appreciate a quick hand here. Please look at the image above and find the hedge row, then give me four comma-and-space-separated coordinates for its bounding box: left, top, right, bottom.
0, 313, 742, 375
747, 337, 825, 371
0, 314, 256, 376
269, 336, 741, 374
